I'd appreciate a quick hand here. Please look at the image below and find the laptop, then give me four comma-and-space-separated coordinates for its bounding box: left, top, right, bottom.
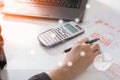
2, 0, 88, 21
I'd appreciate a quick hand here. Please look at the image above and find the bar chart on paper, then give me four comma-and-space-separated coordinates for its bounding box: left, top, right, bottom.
84, 17, 120, 51
83, 16, 120, 80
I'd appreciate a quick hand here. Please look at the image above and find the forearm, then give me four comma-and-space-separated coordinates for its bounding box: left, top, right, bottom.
49, 66, 73, 80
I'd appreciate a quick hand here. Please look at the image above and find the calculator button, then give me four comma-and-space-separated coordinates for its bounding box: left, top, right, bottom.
61, 34, 67, 39
75, 25, 82, 30
39, 35, 50, 45
57, 32, 65, 40
56, 28, 61, 31
55, 32, 63, 40
58, 33, 67, 39
42, 34, 53, 44
44, 32, 55, 44
55, 34, 62, 40
53, 37, 60, 42
59, 31, 69, 39
66, 32, 71, 36
64, 33, 69, 38
57, 30, 65, 38
51, 32, 56, 38
51, 30, 61, 40
53, 30, 64, 40
48, 32, 58, 42
61, 27, 67, 34
57, 28, 61, 30
41, 34, 52, 44
39, 38, 48, 45
48, 31, 60, 43
49, 31, 60, 42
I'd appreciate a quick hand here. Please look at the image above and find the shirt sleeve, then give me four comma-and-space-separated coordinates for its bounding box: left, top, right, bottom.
0, 26, 6, 70
29, 72, 52, 80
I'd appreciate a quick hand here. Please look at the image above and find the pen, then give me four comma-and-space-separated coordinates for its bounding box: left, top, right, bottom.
62, 38, 100, 53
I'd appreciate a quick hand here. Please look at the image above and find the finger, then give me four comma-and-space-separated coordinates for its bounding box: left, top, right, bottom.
91, 50, 101, 59
75, 37, 88, 47
0, 35, 4, 46
90, 43, 100, 53
72, 43, 82, 51
80, 43, 91, 56
76, 37, 89, 44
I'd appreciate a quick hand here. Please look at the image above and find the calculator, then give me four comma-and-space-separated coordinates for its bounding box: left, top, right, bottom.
38, 21, 84, 47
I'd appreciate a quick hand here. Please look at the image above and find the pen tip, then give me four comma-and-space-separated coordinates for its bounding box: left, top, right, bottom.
97, 38, 100, 40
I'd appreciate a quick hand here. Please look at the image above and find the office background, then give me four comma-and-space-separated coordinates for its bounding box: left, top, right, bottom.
1, 0, 120, 80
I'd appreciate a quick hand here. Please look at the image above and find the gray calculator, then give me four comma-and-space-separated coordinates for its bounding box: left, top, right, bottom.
38, 21, 84, 47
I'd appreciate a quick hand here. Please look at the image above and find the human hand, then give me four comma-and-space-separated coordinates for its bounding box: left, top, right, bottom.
49, 37, 101, 80
0, 26, 6, 70
0, 26, 3, 46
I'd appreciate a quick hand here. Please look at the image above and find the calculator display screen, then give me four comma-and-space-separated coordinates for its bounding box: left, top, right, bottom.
64, 24, 78, 33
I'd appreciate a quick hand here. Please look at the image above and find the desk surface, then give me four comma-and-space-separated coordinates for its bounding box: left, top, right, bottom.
1, 0, 120, 80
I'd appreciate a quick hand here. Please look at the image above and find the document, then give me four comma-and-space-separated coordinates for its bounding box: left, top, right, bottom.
81, 16, 120, 58
81, 16, 120, 80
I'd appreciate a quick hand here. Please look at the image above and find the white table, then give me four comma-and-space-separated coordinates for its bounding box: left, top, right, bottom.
1, 0, 120, 80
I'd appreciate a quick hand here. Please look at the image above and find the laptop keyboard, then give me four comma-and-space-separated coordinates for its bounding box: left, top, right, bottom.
15, 0, 82, 8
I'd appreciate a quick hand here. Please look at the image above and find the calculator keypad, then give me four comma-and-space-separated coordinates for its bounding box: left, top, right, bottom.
39, 27, 71, 46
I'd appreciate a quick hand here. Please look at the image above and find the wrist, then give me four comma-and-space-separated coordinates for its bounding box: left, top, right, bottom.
49, 65, 72, 80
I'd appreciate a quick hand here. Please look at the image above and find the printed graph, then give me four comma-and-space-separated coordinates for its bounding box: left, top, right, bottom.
90, 32, 114, 46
